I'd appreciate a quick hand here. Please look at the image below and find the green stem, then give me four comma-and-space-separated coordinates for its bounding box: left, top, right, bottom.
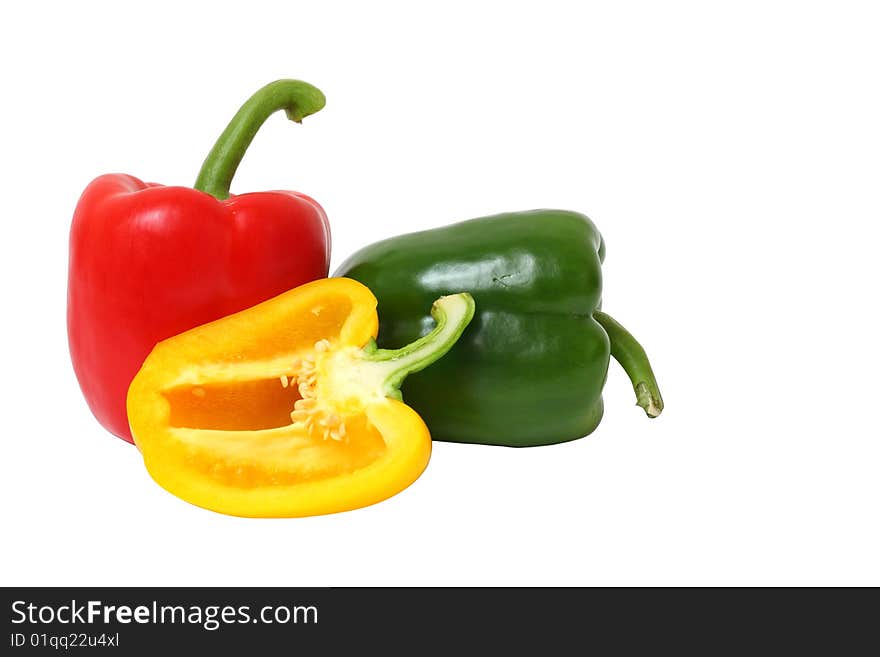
365, 293, 475, 399
593, 310, 664, 418
193, 80, 326, 200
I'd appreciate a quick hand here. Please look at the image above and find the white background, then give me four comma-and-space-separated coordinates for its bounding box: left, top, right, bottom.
2, 1, 878, 586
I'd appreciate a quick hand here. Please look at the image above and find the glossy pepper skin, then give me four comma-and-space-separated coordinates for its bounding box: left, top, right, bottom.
127, 278, 474, 517
336, 209, 663, 447
68, 80, 330, 443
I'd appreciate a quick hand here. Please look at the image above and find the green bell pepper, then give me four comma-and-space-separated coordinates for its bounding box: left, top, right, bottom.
335, 209, 662, 446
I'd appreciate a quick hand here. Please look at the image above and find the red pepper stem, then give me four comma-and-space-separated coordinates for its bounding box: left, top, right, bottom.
593, 310, 664, 418
194, 80, 326, 200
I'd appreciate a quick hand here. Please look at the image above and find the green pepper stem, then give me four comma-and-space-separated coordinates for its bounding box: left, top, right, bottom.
593, 310, 663, 418
193, 80, 326, 200
365, 293, 475, 399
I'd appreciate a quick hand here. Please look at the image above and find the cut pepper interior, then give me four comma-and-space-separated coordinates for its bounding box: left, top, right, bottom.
127, 278, 474, 518
164, 379, 304, 431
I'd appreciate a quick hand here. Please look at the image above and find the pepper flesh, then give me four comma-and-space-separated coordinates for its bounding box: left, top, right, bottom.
68, 80, 330, 442
127, 278, 474, 517
336, 209, 663, 447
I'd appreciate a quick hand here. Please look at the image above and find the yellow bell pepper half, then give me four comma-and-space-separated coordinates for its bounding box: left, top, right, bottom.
127, 278, 474, 518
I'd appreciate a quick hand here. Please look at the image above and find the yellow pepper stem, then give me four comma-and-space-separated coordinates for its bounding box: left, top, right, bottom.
363, 293, 476, 399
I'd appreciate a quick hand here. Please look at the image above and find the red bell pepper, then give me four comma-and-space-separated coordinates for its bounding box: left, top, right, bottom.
68, 80, 330, 443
